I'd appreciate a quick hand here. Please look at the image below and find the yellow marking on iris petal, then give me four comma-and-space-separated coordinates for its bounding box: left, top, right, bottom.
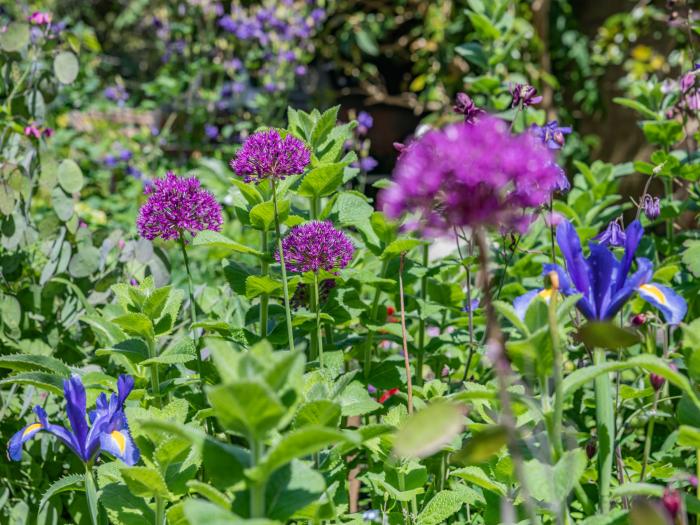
22, 423, 42, 438
538, 289, 553, 302
111, 431, 126, 454
639, 284, 667, 305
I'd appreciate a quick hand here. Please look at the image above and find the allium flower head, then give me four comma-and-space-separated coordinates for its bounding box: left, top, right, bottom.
453, 92, 484, 124
379, 117, 562, 233
136, 172, 223, 241
231, 129, 310, 184
277, 221, 354, 273
510, 83, 543, 108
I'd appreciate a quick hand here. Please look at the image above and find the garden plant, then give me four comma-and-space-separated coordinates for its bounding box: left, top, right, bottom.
1, 1, 700, 524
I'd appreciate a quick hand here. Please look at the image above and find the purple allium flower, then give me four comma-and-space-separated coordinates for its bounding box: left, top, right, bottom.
642, 194, 661, 220
276, 221, 354, 273
218, 16, 238, 33
594, 219, 626, 247
136, 172, 223, 241
295, 65, 307, 76
204, 124, 219, 139
231, 129, 311, 184
379, 117, 562, 233
125, 165, 143, 180
453, 92, 485, 124
510, 83, 543, 108
530, 121, 572, 150
119, 149, 133, 162
359, 156, 378, 172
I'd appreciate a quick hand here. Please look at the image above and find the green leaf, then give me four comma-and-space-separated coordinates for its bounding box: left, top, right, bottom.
493, 301, 529, 335
0, 354, 71, 377
298, 163, 346, 198
612, 97, 659, 120
393, 402, 464, 459
381, 239, 427, 259
0, 372, 66, 395
294, 400, 341, 428
141, 338, 195, 366
53, 52, 79, 84
57, 159, 83, 193
642, 121, 683, 148
0, 22, 30, 51
113, 313, 155, 341
682, 240, 700, 278
120, 466, 172, 499
451, 466, 506, 495
249, 200, 290, 231
310, 105, 340, 147
68, 246, 100, 278
355, 28, 379, 56
143, 286, 173, 320
678, 425, 700, 448
522, 449, 587, 504
337, 381, 381, 417
186, 480, 231, 509
467, 11, 500, 39
417, 490, 465, 525
578, 322, 640, 349
245, 275, 282, 300
39, 474, 84, 510
192, 230, 262, 256
248, 426, 349, 482
208, 381, 286, 438
183, 499, 279, 525
51, 187, 74, 222
231, 178, 263, 207
0, 294, 21, 329
451, 425, 507, 465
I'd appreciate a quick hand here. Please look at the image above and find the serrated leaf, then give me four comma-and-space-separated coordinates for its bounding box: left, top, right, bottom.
294, 400, 341, 428
39, 474, 84, 510
186, 480, 231, 509
245, 275, 282, 299
250, 200, 290, 231
297, 163, 346, 198
381, 239, 427, 259
113, 313, 154, 341
141, 338, 195, 366
310, 105, 340, 147
451, 466, 506, 495
417, 490, 464, 525
120, 466, 172, 499
208, 381, 285, 438
0, 354, 71, 377
522, 449, 587, 504
192, 230, 262, 256
0, 372, 65, 394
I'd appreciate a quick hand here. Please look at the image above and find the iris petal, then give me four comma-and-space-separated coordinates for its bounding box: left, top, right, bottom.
7, 406, 81, 461
605, 258, 653, 318
513, 289, 541, 320
63, 375, 89, 460
617, 220, 643, 291
99, 427, 140, 466
556, 221, 591, 300
637, 282, 687, 325
587, 242, 618, 319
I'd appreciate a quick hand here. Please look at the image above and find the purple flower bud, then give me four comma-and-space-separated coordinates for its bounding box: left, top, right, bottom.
367, 384, 377, 395
642, 194, 661, 220
585, 439, 597, 459
650, 373, 665, 391
594, 219, 626, 248
662, 487, 682, 518
453, 92, 485, 124
632, 313, 647, 326
510, 83, 543, 108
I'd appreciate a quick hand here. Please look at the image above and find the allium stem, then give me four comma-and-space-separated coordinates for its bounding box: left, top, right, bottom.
249, 436, 266, 518
313, 272, 324, 369
416, 244, 429, 387
363, 259, 390, 378
594, 348, 614, 513
474, 229, 539, 524
260, 230, 269, 338
547, 278, 564, 461
147, 339, 162, 410
398, 254, 414, 415
271, 179, 295, 352
455, 228, 476, 383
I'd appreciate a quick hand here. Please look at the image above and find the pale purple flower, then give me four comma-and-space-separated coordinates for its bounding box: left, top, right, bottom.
510, 83, 543, 108
24, 125, 41, 139
231, 129, 310, 184
642, 194, 661, 220
277, 221, 354, 273
295, 65, 307, 76
359, 156, 378, 172
453, 92, 484, 124
594, 219, 626, 247
136, 172, 223, 241
379, 117, 561, 233
357, 111, 374, 133
104, 85, 129, 104
28, 12, 52, 25
530, 121, 572, 150
119, 149, 133, 162
204, 124, 219, 139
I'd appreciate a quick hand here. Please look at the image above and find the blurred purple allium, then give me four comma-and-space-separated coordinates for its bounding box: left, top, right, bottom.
510, 83, 543, 108
357, 111, 374, 132
104, 85, 129, 104
136, 172, 223, 241
295, 65, 307, 76
453, 92, 484, 124
529, 121, 572, 150
277, 221, 354, 273
359, 156, 378, 172
204, 124, 219, 139
642, 194, 661, 220
125, 165, 143, 179
119, 149, 133, 162
594, 219, 626, 247
103, 154, 118, 168
231, 129, 310, 184
379, 117, 562, 233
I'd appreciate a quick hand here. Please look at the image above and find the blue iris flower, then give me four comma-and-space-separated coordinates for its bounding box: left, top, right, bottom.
514, 219, 687, 324
8, 374, 139, 466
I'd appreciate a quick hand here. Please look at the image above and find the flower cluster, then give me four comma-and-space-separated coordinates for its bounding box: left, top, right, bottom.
277, 221, 354, 273
9, 375, 139, 466
136, 172, 223, 241
103, 147, 142, 179
380, 117, 563, 233
231, 129, 310, 183
24, 123, 53, 140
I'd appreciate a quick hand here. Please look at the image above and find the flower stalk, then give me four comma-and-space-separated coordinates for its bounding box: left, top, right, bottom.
313, 271, 324, 369
398, 253, 414, 415
594, 348, 614, 513
271, 179, 295, 352
260, 230, 269, 337
546, 271, 564, 461
415, 244, 428, 387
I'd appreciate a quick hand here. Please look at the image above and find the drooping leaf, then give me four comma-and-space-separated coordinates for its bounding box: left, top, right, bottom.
393, 402, 464, 459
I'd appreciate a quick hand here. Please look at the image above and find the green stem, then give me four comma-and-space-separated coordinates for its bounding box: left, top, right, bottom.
249, 437, 266, 518
260, 230, 269, 338
640, 388, 661, 482
271, 180, 295, 352
398, 254, 414, 415
363, 259, 390, 378
416, 245, 429, 387
548, 284, 564, 460
85, 465, 100, 525
594, 348, 614, 513
155, 495, 165, 525
663, 177, 673, 244
313, 272, 324, 369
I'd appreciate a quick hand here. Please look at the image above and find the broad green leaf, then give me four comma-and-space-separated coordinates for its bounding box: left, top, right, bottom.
467, 11, 500, 39
393, 402, 464, 459
39, 474, 84, 510
51, 187, 74, 222
183, 499, 279, 525
113, 313, 154, 341
120, 466, 172, 499
294, 400, 341, 428
192, 230, 262, 256
57, 159, 83, 193
68, 246, 100, 278
231, 178, 264, 206
53, 51, 79, 84
522, 449, 587, 504
143, 286, 173, 320
310, 105, 340, 147
208, 381, 285, 438
612, 97, 659, 120
417, 490, 465, 525
249, 200, 290, 231
381, 239, 427, 259
678, 425, 700, 448
682, 240, 700, 278
297, 163, 346, 198
141, 338, 195, 366
337, 381, 381, 417
451, 466, 506, 495
186, 480, 231, 509
245, 275, 282, 300
0, 22, 30, 51
0, 372, 65, 395
578, 322, 640, 349
248, 426, 349, 482
0, 354, 71, 377
493, 301, 529, 335
0, 294, 21, 329
630, 499, 672, 525
451, 425, 507, 465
